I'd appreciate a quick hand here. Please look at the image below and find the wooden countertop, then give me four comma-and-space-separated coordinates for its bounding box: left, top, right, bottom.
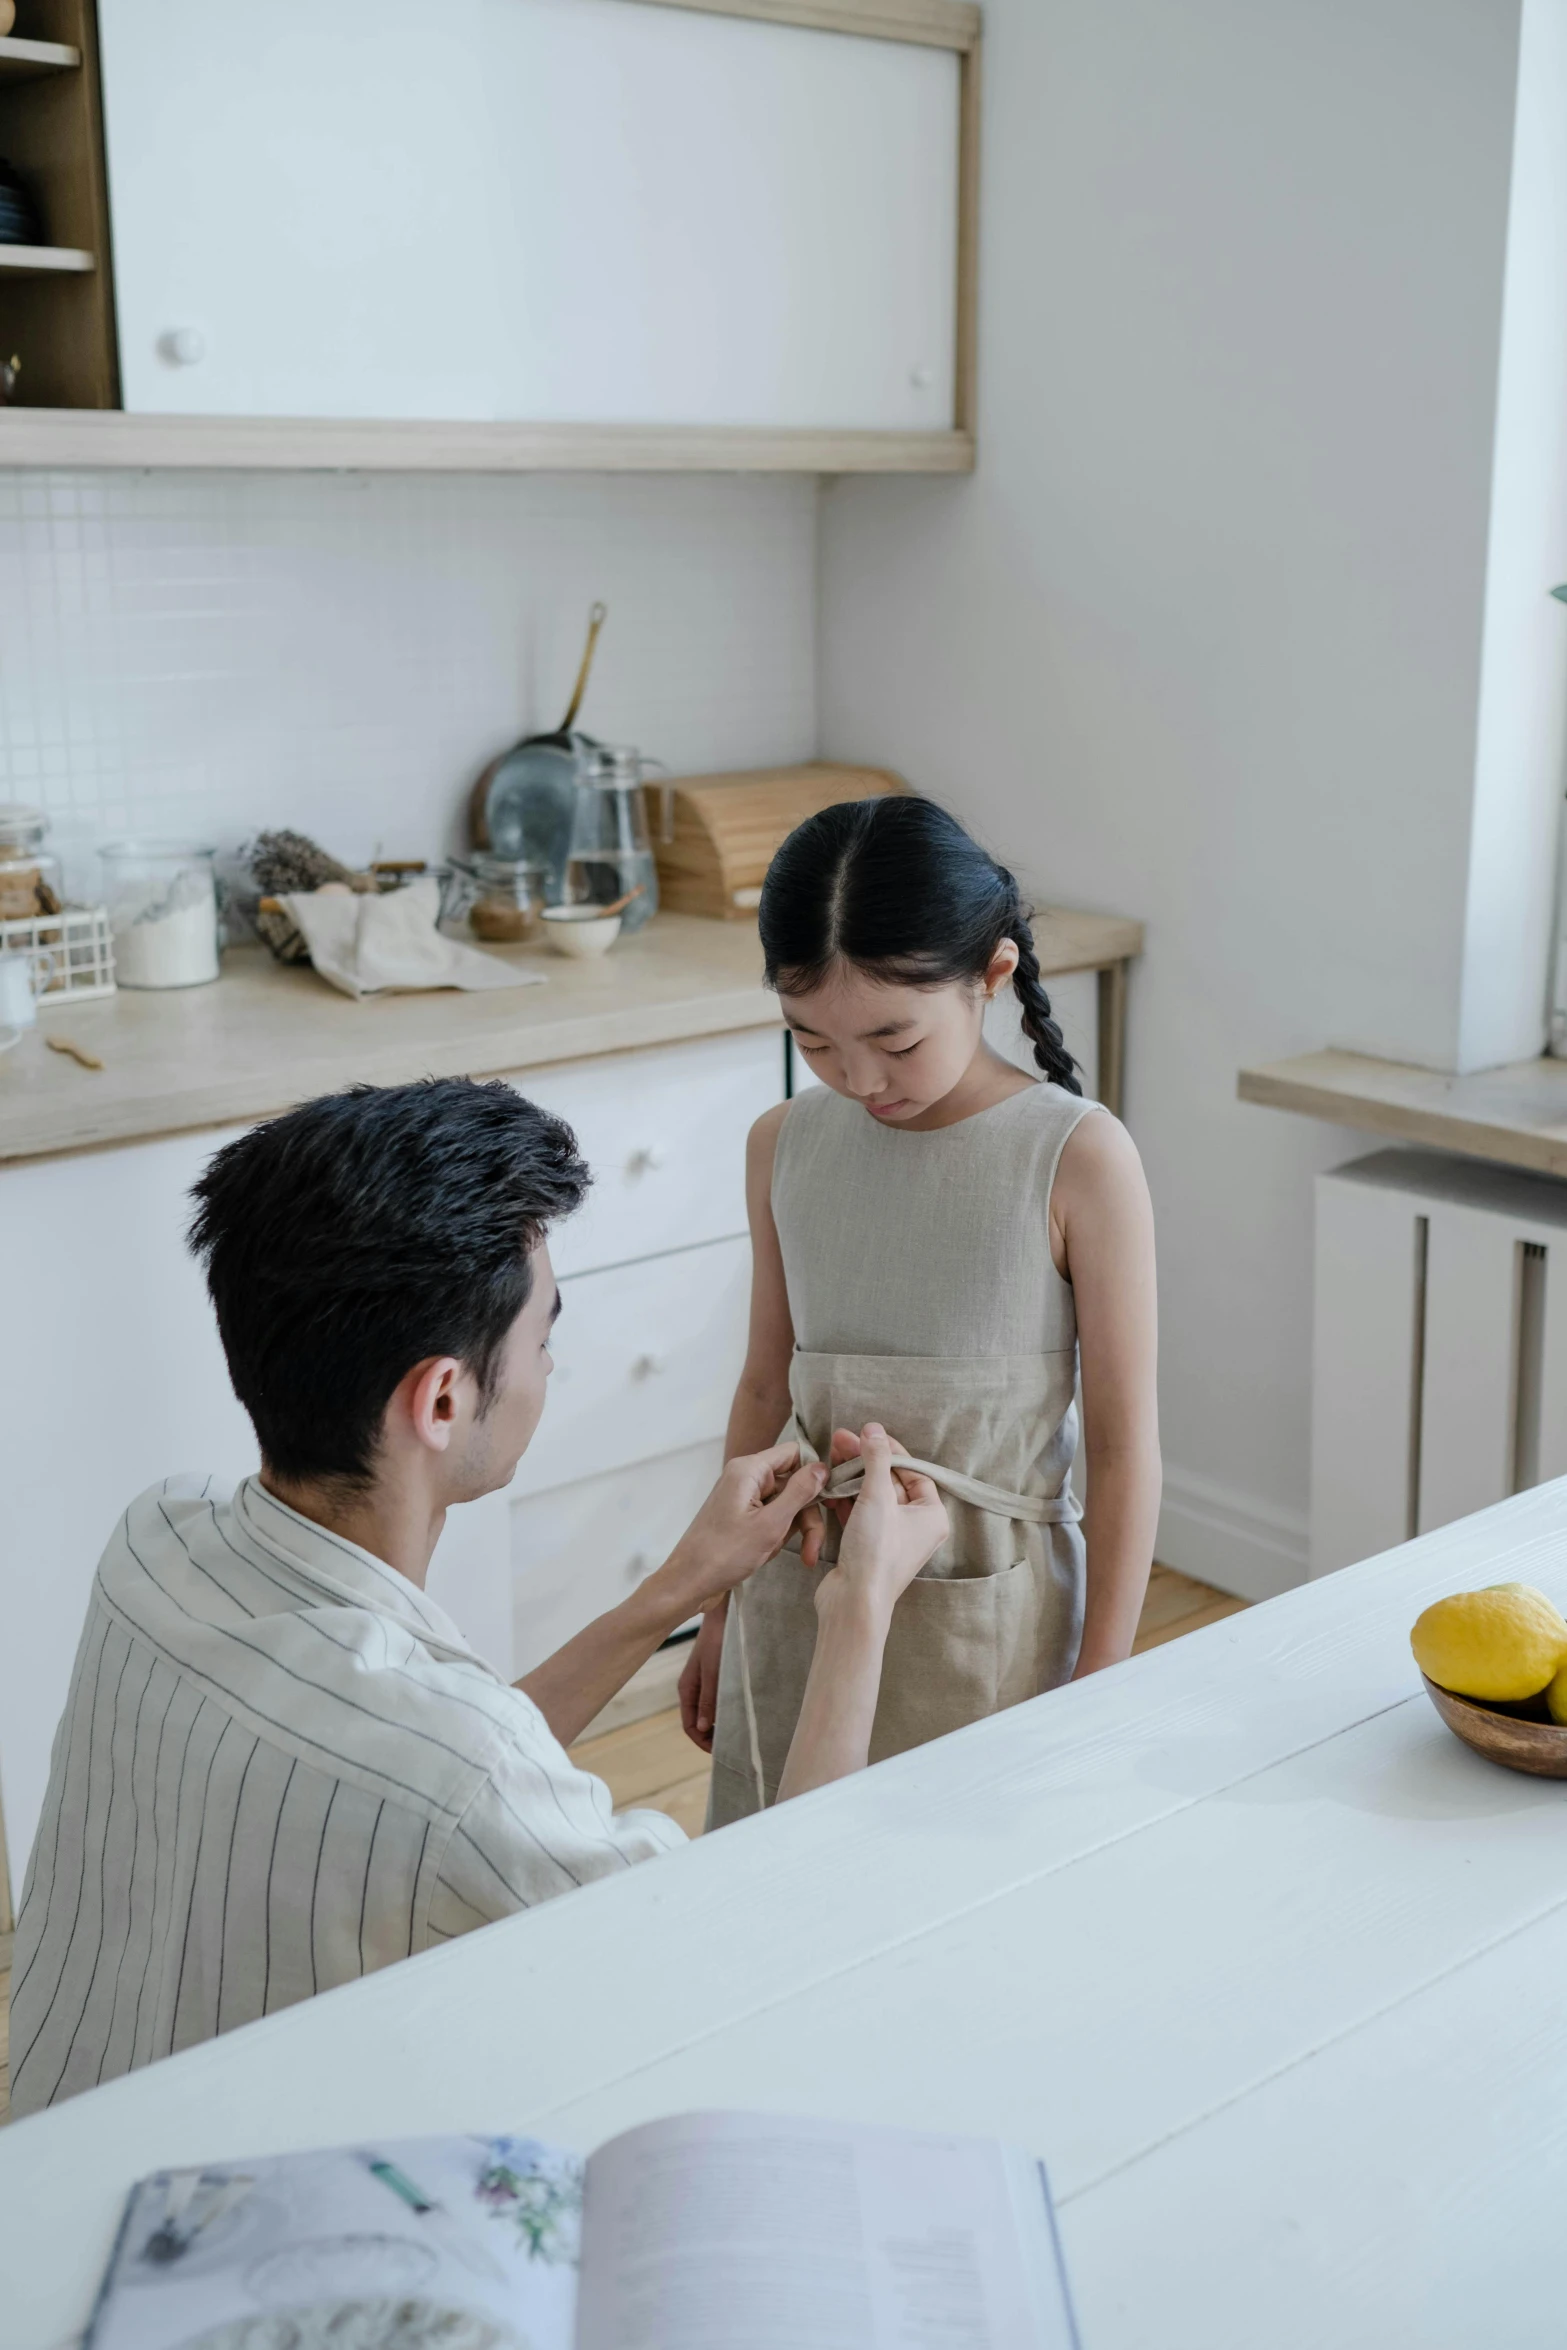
1237, 1046, 1567, 1178
10, 1476, 1567, 2348
1, 905, 1142, 1166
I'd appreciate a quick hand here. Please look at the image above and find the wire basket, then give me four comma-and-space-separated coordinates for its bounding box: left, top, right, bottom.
0, 903, 116, 1004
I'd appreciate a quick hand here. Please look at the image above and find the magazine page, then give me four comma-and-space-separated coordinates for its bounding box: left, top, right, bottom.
86, 2134, 585, 2350
575, 2110, 1079, 2350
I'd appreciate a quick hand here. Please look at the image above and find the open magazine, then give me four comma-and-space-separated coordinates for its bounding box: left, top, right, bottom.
87, 2109, 1081, 2350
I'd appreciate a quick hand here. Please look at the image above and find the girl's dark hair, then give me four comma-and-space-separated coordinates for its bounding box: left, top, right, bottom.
759, 795, 1080, 1094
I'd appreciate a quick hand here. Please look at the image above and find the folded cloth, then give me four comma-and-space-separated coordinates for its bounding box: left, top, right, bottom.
280, 877, 546, 1000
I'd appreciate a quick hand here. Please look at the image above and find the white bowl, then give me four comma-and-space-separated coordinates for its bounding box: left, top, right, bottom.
540, 905, 622, 959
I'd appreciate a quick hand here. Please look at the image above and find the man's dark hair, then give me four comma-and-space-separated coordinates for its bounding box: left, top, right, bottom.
188, 1077, 590, 1487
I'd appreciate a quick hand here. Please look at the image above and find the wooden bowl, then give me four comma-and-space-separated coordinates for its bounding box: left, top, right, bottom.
1420, 1674, 1567, 1777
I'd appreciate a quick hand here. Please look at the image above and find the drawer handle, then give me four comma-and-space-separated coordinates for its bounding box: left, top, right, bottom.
158, 326, 207, 367
631, 1352, 667, 1381
626, 1144, 668, 1175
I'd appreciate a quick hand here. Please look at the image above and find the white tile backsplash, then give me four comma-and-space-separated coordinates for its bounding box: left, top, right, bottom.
0, 469, 818, 894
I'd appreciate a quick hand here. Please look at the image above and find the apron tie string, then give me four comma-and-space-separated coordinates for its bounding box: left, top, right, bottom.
734, 1432, 1081, 1810
819, 1454, 1081, 1526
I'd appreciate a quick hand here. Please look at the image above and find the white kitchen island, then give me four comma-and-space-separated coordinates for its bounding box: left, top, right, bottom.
7, 1481, 1567, 2348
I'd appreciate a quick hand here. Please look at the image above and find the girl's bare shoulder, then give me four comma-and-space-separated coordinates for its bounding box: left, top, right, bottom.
747, 1096, 793, 1167
1054, 1107, 1150, 1219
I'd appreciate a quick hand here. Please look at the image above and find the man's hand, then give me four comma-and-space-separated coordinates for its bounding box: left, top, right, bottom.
654, 1442, 827, 1625
814, 1424, 947, 1624
523, 1443, 823, 1752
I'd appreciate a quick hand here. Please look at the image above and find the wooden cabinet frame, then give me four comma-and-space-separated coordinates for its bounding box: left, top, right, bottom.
0, 0, 981, 473
0, 0, 120, 411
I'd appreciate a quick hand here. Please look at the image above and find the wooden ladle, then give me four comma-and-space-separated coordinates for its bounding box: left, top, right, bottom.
552, 883, 646, 921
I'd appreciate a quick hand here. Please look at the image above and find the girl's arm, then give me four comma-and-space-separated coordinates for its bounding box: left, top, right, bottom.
1052, 1111, 1161, 1675
725, 1100, 797, 1454
678, 1100, 797, 1750
777, 1427, 947, 1801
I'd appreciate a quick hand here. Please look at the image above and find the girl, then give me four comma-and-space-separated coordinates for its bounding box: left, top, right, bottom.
680, 795, 1161, 1826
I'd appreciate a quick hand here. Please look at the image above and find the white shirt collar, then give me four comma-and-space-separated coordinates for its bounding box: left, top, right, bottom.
233, 1474, 498, 1677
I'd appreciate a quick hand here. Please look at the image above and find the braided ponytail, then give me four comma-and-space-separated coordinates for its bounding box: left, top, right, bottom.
1005, 900, 1081, 1094
760, 793, 1081, 1093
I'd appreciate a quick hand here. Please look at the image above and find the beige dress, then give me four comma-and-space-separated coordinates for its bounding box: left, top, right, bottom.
708, 1077, 1103, 1827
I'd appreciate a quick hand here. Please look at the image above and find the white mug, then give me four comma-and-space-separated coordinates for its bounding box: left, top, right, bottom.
0, 950, 37, 1029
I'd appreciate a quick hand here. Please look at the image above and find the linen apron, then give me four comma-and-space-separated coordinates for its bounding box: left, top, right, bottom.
708, 1077, 1102, 1827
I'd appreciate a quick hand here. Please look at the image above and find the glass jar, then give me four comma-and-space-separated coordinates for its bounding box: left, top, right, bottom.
449, 854, 548, 943
100, 840, 221, 989
566, 746, 660, 935
0, 804, 64, 922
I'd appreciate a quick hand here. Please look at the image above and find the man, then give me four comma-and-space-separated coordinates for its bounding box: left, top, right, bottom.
9, 1078, 945, 2117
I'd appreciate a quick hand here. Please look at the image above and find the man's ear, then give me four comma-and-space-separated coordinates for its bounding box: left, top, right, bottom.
403, 1355, 465, 1453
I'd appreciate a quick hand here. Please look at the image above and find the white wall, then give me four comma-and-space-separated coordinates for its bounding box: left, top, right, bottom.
1458, 0, 1567, 1069
0, 469, 817, 893
818, 0, 1545, 1594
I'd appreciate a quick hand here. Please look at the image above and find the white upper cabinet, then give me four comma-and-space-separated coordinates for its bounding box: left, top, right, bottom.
97, 0, 961, 431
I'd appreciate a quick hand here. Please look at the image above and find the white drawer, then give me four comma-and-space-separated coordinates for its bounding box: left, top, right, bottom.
510, 1233, 751, 1499
511, 1438, 724, 1673
509, 1029, 785, 1279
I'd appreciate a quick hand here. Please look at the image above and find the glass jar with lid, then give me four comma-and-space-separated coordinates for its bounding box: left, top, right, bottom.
99, 840, 221, 988
0, 804, 64, 923
444, 853, 548, 943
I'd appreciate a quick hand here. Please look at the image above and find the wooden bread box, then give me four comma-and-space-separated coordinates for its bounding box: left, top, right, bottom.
651, 763, 907, 920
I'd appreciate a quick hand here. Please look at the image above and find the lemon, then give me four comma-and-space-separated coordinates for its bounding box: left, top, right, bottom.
1410, 1582, 1567, 1701
1547, 1658, 1567, 1725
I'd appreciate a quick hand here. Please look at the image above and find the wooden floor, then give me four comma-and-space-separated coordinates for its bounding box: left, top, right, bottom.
0, 1567, 1245, 2126
569, 1563, 1249, 1835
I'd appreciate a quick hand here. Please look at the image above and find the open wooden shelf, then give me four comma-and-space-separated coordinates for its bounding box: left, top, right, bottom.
0, 34, 81, 81
0, 241, 92, 274
1237, 1046, 1567, 1181
0, 1, 117, 406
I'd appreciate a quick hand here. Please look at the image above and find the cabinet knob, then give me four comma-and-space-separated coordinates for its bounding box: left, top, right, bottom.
631, 1352, 667, 1380
909, 361, 934, 390
626, 1143, 668, 1175
625, 1550, 649, 1583
157, 328, 207, 368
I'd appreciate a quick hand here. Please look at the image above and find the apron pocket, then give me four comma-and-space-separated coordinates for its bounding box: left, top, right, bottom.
869, 1555, 1069, 1764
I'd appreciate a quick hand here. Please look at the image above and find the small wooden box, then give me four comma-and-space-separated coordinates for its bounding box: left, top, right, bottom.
652, 762, 907, 920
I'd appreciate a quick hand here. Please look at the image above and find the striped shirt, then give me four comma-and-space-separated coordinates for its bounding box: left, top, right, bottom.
9, 1474, 683, 2118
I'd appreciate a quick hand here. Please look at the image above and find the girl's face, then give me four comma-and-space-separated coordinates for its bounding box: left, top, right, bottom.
780, 947, 1018, 1125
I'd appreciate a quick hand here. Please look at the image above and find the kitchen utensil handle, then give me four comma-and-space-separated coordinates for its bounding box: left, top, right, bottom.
558, 600, 607, 734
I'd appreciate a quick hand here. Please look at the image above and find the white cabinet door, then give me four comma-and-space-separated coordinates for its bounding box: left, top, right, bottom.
512, 1234, 751, 1500
517, 1029, 783, 1280
100, 0, 508, 422
510, 1437, 722, 1674
0, 1126, 259, 1892
99, 0, 959, 428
